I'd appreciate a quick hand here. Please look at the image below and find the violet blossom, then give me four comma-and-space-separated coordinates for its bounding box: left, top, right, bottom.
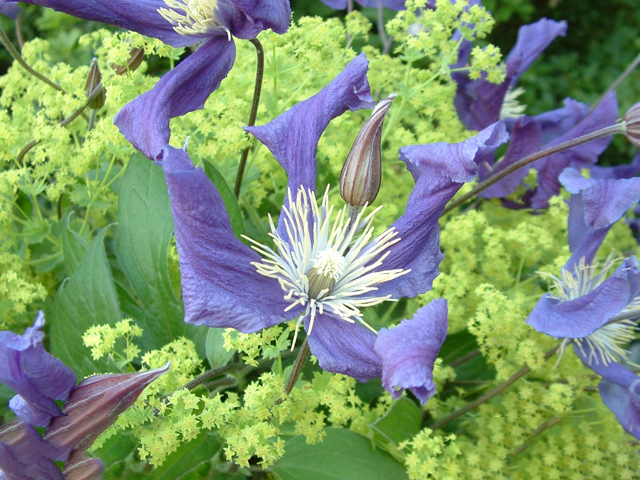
0, 314, 169, 479
0, 0, 19, 19
526, 168, 640, 439
155, 54, 507, 402
320, 0, 407, 10
9, 0, 291, 161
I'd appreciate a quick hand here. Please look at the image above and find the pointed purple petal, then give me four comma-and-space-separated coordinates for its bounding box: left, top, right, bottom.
526, 257, 640, 338
0, 0, 20, 18
573, 343, 640, 440
591, 153, 640, 180
375, 299, 447, 404
0, 313, 76, 427
12, 0, 200, 47
530, 92, 618, 210
532, 97, 591, 144
246, 54, 374, 200
230, 0, 291, 38
376, 123, 508, 299
115, 36, 235, 161
0, 421, 62, 480
305, 314, 382, 383
505, 18, 567, 86
479, 116, 543, 198
159, 146, 300, 332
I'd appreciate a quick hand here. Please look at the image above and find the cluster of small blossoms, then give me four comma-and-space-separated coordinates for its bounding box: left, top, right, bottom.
83, 318, 143, 363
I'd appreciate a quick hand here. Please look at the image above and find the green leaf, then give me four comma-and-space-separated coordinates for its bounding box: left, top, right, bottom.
205, 328, 233, 369
202, 160, 245, 237
50, 229, 120, 377
371, 398, 422, 445
115, 153, 205, 351
61, 219, 88, 275
271, 428, 408, 480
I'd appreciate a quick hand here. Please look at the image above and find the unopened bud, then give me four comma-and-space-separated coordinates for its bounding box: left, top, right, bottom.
624, 102, 640, 148
340, 94, 396, 207
63, 452, 104, 480
45, 363, 170, 460
85, 58, 105, 110
111, 47, 145, 75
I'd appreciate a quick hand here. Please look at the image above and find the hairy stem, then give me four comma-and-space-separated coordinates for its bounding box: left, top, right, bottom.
15, 15, 24, 50
277, 338, 310, 403
443, 123, 626, 215
234, 37, 264, 198
430, 344, 561, 430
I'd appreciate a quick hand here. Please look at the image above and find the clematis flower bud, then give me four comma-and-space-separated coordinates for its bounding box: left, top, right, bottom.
45, 363, 170, 460
85, 58, 105, 110
624, 102, 640, 148
63, 452, 104, 480
111, 47, 145, 76
340, 94, 396, 207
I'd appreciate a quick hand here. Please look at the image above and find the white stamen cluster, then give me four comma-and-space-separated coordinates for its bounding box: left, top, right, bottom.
544, 257, 639, 366
159, 0, 226, 37
500, 86, 527, 120
244, 186, 409, 347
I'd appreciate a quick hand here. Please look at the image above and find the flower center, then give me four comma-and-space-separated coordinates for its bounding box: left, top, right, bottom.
158, 0, 223, 36
244, 186, 409, 345
544, 257, 639, 366
500, 86, 526, 120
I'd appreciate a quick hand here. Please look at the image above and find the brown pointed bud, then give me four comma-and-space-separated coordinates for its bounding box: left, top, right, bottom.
111, 47, 145, 76
85, 58, 105, 110
624, 102, 640, 148
63, 451, 104, 480
340, 94, 396, 207
45, 363, 170, 460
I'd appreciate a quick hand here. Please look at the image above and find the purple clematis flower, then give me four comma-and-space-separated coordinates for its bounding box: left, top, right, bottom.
0, 312, 76, 428
320, 0, 407, 10
0, 314, 169, 479
11, 0, 291, 161
454, 18, 567, 131
154, 54, 507, 402
0, 0, 20, 18
526, 168, 640, 439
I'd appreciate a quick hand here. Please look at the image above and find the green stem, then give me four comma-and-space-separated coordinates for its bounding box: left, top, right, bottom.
277, 338, 310, 404
234, 37, 264, 198
443, 123, 626, 215
183, 364, 245, 391
593, 52, 640, 109
430, 344, 561, 430
511, 417, 563, 456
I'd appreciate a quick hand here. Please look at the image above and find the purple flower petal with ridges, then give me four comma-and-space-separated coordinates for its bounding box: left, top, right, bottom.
375, 299, 448, 404
159, 145, 300, 332
231, 0, 291, 38
320, 0, 407, 10
0, 0, 20, 19
305, 313, 382, 383
560, 168, 640, 269
376, 122, 508, 299
526, 257, 640, 339
0, 421, 62, 480
530, 92, 618, 210
574, 343, 640, 440
0, 313, 76, 428
115, 36, 236, 161
532, 97, 591, 144
246, 54, 374, 218
591, 152, 640, 180
9, 0, 197, 47
478, 116, 543, 199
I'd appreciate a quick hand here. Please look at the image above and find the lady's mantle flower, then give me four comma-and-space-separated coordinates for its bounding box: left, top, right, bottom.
11, 0, 291, 160
155, 54, 506, 402
0, 314, 168, 479
526, 168, 640, 439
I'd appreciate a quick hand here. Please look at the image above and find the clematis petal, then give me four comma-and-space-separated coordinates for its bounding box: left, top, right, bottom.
115, 36, 236, 161
376, 122, 508, 299
530, 92, 618, 210
574, 343, 640, 440
0, 0, 20, 18
10, 0, 199, 47
591, 152, 640, 180
305, 313, 382, 383
0, 313, 76, 428
246, 54, 374, 207
560, 168, 640, 269
478, 115, 543, 199
526, 257, 640, 339
230, 0, 291, 38
320, 0, 407, 9
375, 299, 448, 404
159, 146, 300, 332
532, 97, 591, 144
0, 421, 61, 480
